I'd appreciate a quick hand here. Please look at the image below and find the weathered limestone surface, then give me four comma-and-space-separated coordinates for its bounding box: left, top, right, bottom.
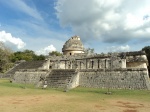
11, 68, 150, 90
6, 60, 47, 78
12, 69, 48, 84
46, 69, 79, 88
49, 51, 148, 70
62, 36, 84, 55
79, 69, 150, 90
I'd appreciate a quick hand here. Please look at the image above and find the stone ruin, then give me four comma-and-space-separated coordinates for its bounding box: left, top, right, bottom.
6, 36, 150, 90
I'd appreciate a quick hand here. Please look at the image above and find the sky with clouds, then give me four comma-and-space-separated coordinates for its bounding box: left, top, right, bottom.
0, 0, 150, 55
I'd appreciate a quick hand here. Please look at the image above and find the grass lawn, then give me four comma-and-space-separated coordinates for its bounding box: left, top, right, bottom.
0, 79, 150, 112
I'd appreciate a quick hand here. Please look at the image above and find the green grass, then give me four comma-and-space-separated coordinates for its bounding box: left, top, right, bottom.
0, 79, 61, 96
0, 79, 34, 88
0, 78, 150, 100
65, 87, 150, 103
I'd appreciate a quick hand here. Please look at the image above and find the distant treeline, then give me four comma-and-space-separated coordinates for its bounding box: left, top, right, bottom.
0, 42, 62, 73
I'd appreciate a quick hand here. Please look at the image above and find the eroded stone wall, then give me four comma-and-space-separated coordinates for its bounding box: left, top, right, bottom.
12, 69, 48, 84
79, 69, 150, 90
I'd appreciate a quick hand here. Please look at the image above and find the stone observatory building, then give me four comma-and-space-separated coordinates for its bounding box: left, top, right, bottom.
6, 36, 150, 90
62, 35, 84, 55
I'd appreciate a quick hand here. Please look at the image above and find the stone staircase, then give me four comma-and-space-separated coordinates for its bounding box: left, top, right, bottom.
46, 69, 77, 88
5, 60, 46, 78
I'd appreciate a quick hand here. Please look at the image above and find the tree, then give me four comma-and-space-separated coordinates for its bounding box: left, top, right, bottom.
0, 42, 14, 73
49, 51, 62, 56
33, 55, 45, 60
0, 42, 46, 73
11, 50, 46, 62
142, 46, 150, 63
142, 46, 150, 74
11, 50, 34, 62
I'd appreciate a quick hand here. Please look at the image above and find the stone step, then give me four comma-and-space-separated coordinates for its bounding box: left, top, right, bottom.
46, 70, 76, 88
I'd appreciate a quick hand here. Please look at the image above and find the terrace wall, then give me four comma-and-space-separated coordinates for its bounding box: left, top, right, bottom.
79, 69, 150, 90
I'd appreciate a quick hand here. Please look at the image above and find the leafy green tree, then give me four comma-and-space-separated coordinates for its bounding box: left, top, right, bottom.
33, 54, 45, 60
49, 51, 62, 56
11, 50, 46, 62
11, 50, 33, 62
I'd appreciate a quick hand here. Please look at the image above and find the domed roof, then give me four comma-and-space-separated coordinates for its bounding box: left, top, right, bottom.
62, 36, 84, 52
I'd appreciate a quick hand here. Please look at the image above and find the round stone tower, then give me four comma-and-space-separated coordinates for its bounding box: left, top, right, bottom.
62, 35, 84, 55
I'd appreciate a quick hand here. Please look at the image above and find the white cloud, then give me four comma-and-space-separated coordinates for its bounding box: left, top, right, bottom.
124, 13, 144, 30
36, 45, 56, 55
55, 0, 150, 43
0, 30, 26, 49
107, 45, 130, 52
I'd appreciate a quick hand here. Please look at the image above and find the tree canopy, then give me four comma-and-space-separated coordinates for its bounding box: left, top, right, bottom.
11, 50, 46, 62
49, 51, 62, 56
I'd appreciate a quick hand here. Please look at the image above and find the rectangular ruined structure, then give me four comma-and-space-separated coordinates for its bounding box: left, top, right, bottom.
8, 51, 150, 90
47, 51, 150, 90
8, 36, 150, 90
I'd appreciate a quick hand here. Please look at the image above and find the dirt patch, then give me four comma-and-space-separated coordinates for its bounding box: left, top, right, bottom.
94, 104, 106, 110
95, 104, 102, 108
116, 101, 144, 109
0, 95, 150, 112
107, 99, 150, 112
123, 109, 137, 112
12, 101, 23, 104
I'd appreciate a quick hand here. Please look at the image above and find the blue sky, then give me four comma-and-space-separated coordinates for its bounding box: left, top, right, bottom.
0, 0, 150, 55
